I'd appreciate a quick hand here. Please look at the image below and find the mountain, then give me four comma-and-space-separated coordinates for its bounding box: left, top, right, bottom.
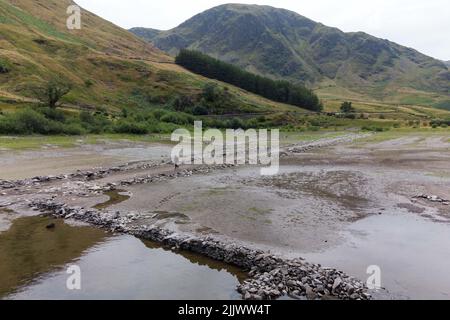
129, 27, 161, 42
445, 61, 450, 68
0, 0, 293, 113
131, 4, 450, 104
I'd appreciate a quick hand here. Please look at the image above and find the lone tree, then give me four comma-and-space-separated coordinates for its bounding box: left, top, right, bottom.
340, 101, 355, 113
34, 78, 72, 109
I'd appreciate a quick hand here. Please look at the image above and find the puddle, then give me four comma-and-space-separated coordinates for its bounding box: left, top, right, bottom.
196, 226, 220, 234
93, 190, 131, 210
397, 203, 425, 214
0, 215, 245, 300
152, 211, 191, 224
0, 215, 108, 298
301, 212, 450, 300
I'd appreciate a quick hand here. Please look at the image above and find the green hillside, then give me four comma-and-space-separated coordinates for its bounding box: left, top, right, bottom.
0, 0, 302, 115
0, 0, 449, 137
131, 4, 449, 106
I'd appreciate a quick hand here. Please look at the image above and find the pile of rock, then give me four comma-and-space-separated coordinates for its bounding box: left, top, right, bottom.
414, 194, 449, 205
29, 199, 370, 301
0, 180, 18, 189
239, 261, 367, 300
69, 161, 166, 181
286, 133, 372, 154
0, 160, 166, 190
118, 164, 236, 187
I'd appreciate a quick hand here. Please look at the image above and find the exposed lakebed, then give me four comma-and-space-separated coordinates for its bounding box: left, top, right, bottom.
1, 133, 450, 299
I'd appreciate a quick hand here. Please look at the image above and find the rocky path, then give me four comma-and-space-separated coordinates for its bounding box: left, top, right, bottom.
285, 133, 372, 154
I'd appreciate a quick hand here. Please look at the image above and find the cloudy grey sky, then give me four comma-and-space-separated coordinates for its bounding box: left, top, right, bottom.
76, 0, 450, 61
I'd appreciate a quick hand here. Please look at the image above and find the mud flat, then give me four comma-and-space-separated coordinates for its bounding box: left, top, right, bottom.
0, 140, 172, 180
1, 131, 450, 299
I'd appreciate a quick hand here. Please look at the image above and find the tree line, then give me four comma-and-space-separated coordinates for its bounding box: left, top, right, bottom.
175, 49, 323, 112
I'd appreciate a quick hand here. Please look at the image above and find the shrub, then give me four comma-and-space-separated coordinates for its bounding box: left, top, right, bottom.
63, 123, 86, 135
80, 111, 95, 124
0, 109, 52, 134
192, 105, 209, 116
84, 79, 94, 88
257, 115, 266, 123
32, 77, 72, 108
147, 121, 180, 134
151, 109, 169, 120
40, 107, 66, 122
113, 120, 149, 134
171, 94, 195, 112
0, 59, 10, 74
79, 111, 111, 133
245, 118, 259, 129
362, 126, 385, 132
430, 119, 450, 127
95, 106, 109, 116
160, 112, 193, 125
202, 83, 221, 102
227, 118, 244, 129
340, 101, 355, 113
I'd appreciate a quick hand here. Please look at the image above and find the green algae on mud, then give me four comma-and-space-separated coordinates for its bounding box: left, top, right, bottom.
0, 215, 108, 298
0, 134, 173, 151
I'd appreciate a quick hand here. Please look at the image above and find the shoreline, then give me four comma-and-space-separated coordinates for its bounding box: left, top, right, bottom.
29, 199, 371, 300
1, 131, 448, 299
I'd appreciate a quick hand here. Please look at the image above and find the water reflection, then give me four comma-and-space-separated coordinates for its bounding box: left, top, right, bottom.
1, 215, 245, 300
93, 190, 131, 210
0, 215, 108, 297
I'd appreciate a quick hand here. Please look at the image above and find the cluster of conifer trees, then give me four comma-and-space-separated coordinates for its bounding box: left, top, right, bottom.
175, 49, 322, 112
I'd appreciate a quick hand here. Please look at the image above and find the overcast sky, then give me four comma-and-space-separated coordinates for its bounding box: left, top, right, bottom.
76, 0, 450, 61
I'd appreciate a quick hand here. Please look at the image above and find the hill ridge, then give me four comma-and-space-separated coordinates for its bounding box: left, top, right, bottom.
0, 0, 302, 114
131, 3, 449, 104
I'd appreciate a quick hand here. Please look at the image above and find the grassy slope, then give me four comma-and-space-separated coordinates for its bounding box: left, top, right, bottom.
0, 0, 302, 115
0, 0, 448, 144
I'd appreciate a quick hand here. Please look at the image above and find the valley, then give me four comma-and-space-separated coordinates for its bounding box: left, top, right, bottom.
0, 0, 449, 302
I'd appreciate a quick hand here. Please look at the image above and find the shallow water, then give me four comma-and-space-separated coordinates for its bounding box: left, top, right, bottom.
301, 212, 450, 300
93, 190, 131, 210
0, 215, 108, 298
0, 216, 244, 300
0, 143, 173, 180
108, 164, 450, 299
